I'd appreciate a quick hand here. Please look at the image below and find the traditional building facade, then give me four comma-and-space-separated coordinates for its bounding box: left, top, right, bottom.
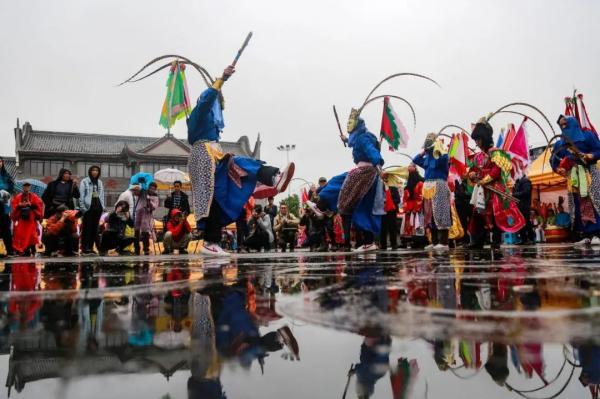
13, 120, 261, 207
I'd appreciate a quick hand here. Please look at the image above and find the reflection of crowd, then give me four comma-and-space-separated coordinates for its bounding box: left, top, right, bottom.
1, 260, 300, 397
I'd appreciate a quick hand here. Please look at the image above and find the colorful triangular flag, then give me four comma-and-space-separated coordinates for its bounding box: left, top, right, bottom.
577, 93, 597, 134
380, 96, 409, 150
448, 132, 469, 176
159, 61, 191, 130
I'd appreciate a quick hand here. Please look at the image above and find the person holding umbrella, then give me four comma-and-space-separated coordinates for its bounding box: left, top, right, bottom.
0, 157, 15, 256
134, 181, 159, 256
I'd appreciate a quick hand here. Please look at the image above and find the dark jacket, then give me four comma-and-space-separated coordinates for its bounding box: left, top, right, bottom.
164, 190, 191, 215
106, 212, 134, 237
42, 168, 81, 218
512, 177, 532, 214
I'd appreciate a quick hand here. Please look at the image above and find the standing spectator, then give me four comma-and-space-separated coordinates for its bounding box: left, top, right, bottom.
43, 205, 80, 256
11, 182, 44, 256
273, 203, 299, 252
163, 209, 192, 254
264, 196, 278, 232
244, 205, 273, 252
41, 168, 80, 219
380, 186, 401, 250
164, 180, 190, 216
79, 165, 104, 254
99, 200, 135, 255
0, 157, 14, 256
513, 175, 532, 245
134, 182, 159, 255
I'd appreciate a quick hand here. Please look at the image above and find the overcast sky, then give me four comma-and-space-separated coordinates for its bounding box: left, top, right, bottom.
1, 0, 599, 193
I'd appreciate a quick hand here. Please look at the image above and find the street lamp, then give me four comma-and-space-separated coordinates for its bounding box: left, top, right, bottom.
277, 144, 296, 198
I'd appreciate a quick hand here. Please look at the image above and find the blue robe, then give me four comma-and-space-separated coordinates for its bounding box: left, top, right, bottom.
412, 150, 449, 181
317, 119, 384, 234
214, 157, 261, 225
187, 87, 224, 144
551, 117, 600, 234
187, 87, 264, 226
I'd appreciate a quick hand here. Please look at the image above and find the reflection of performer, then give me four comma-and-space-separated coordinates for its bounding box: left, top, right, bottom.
551, 115, 600, 246
187, 273, 300, 398
468, 120, 525, 249
484, 342, 509, 386
187, 65, 293, 256
354, 335, 391, 398
574, 344, 600, 390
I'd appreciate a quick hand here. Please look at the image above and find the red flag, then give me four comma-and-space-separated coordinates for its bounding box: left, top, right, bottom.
301, 188, 309, 203
504, 118, 530, 179
448, 132, 469, 176
380, 96, 409, 150
577, 93, 597, 134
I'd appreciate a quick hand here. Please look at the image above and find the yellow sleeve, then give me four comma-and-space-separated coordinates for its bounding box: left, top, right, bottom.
212, 78, 224, 90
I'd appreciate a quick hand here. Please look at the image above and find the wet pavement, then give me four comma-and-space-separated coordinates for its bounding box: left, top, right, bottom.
1, 244, 600, 398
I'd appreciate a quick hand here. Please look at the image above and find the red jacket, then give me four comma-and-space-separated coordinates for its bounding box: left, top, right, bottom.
46, 211, 78, 236
11, 192, 44, 253
166, 209, 192, 241
402, 181, 423, 213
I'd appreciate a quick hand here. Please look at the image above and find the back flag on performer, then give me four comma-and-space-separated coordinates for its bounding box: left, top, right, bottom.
503, 117, 530, 178
380, 96, 409, 150
159, 61, 191, 130
448, 132, 469, 176
496, 128, 505, 148
577, 93, 597, 134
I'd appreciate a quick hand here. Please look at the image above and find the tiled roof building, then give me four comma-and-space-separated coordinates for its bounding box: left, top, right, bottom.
13, 120, 261, 207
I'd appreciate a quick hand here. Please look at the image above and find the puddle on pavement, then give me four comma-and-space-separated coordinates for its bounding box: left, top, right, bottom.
1, 245, 599, 398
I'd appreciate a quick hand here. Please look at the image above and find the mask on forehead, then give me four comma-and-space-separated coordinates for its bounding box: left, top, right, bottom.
347, 108, 359, 133
423, 133, 437, 149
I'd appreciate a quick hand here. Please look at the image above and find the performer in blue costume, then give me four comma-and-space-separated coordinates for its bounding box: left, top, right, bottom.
318, 111, 385, 253
551, 115, 600, 247
187, 65, 294, 256
412, 133, 451, 251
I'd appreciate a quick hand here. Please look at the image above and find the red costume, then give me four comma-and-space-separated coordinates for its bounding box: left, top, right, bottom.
468, 149, 525, 242
11, 192, 43, 253
166, 209, 192, 241
402, 181, 423, 213
402, 181, 423, 236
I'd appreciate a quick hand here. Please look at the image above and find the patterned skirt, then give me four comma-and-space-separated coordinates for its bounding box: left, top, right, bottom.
568, 165, 600, 232
337, 165, 378, 215
422, 179, 452, 229
188, 141, 221, 220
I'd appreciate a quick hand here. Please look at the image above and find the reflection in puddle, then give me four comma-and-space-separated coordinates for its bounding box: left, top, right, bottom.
0, 246, 599, 398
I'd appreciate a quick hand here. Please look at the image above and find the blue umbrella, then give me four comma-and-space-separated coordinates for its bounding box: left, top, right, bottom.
130, 172, 154, 191
15, 179, 47, 197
